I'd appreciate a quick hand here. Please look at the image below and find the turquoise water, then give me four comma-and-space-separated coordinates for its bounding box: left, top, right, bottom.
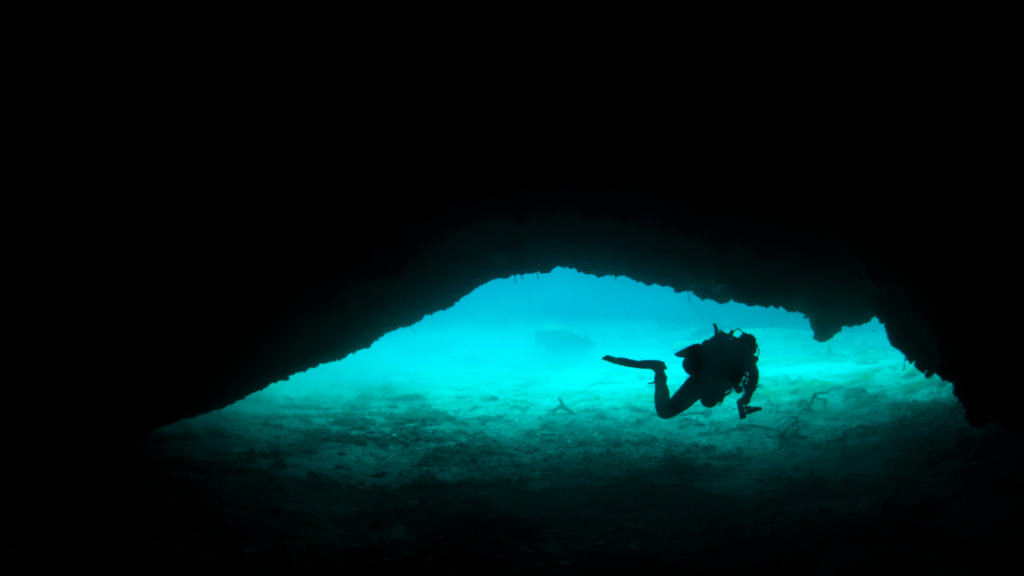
157, 267, 955, 488
240, 266, 941, 414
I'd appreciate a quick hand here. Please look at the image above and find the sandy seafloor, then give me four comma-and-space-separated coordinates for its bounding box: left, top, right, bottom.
130, 317, 1023, 575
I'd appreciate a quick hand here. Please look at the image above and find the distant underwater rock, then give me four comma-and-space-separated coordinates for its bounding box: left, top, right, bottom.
686, 326, 713, 340
668, 327, 714, 353
535, 321, 596, 354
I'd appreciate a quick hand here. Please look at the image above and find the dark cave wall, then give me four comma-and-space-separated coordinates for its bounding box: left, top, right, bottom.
124, 191, 1016, 439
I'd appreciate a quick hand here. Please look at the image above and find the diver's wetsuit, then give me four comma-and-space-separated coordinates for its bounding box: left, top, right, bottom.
603, 332, 759, 419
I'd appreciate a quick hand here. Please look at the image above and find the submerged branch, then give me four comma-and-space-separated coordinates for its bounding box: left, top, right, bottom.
551, 398, 575, 415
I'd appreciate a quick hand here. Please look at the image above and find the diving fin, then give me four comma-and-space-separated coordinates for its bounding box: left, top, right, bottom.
602, 357, 666, 371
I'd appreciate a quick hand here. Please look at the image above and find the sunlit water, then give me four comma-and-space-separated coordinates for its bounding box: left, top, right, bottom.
154, 268, 954, 488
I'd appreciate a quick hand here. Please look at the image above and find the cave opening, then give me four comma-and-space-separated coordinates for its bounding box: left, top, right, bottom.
130, 267, 1016, 573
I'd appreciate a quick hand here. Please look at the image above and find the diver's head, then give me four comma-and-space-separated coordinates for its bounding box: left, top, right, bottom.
738, 332, 758, 357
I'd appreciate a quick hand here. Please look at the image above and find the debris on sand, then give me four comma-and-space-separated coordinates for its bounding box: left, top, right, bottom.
550, 398, 575, 415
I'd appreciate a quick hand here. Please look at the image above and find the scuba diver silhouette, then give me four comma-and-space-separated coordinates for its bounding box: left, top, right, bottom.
604, 324, 762, 419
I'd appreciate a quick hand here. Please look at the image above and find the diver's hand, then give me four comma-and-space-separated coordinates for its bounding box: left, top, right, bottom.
738, 400, 762, 419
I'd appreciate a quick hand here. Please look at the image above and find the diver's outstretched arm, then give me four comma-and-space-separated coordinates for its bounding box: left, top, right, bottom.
739, 364, 759, 405
738, 364, 762, 419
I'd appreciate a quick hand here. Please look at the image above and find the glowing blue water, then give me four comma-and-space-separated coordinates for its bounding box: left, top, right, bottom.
229, 267, 945, 421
